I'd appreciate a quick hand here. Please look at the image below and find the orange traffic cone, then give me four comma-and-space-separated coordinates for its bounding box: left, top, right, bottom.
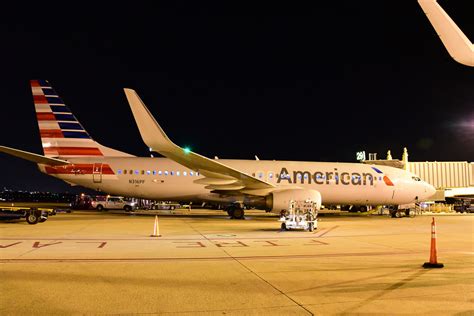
423, 217, 443, 268
150, 215, 162, 237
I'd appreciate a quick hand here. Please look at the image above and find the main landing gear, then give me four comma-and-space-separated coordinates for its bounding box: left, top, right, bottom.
225, 204, 245, 220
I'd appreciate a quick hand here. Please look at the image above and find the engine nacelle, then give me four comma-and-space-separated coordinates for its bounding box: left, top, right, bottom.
265, 189, 322, 214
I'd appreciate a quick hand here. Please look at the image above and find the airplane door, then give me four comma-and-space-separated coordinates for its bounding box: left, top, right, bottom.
93, 163, 103, 183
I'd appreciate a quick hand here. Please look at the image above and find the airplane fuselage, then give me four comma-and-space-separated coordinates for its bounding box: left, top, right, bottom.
39, 157, 432, 206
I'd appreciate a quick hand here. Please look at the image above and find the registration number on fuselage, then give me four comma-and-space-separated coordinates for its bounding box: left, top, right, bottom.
129, 179, 145, 184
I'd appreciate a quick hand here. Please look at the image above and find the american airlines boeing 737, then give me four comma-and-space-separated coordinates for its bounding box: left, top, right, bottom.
0, 80, 435, 218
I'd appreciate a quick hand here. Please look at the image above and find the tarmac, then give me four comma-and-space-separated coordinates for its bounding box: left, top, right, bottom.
0, 209, 473, 315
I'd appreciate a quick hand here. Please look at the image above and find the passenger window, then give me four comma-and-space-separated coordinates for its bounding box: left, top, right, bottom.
152, 170, 156, 175
141, 170, 145, 175
158, 171, 162, 175
196, 172, 199, 176
164, 171, 169, 176
146, 170, 151, 175
177, 171, 180, 176
124, 170, 127, 175
183, 171, 187, 176
117, 169, 122, 174
135, 170, 139, 175
190, 171, 194, 176
170, 171, 174, 176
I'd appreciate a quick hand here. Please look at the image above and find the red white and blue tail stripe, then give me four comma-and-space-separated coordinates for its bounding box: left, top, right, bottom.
32, 80, 131, 158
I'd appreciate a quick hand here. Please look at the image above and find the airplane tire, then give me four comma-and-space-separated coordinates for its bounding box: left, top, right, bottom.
124, 205, 132, 212
26, 211, 40, 225
359, 205, 368, 212
96, 205, 104, 211
281, 223, 287, 231
225, 206, 235, 218
232, 207, 245, 220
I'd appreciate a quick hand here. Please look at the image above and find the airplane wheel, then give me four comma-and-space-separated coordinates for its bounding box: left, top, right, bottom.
281, 223, 287, 231
308, 223, 314, 232
225, 206, 235, 218
124, 205, 132, 212
359, 205, 368, 212
26, 211, 40, 225
96, 205, 104, 211
232, 207, 245, 219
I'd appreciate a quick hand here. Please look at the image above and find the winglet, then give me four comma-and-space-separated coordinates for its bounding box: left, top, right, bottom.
418, 0, 474, 67
124, 88, 177, 152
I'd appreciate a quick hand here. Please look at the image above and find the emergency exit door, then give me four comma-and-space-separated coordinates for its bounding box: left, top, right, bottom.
93, 163, 103, 183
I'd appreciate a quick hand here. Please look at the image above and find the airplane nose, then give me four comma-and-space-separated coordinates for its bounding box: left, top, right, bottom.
425, 183, 436, 199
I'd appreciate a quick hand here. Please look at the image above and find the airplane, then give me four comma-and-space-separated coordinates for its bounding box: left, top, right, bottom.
418, 0, 474, 67
0, 80, 436, 219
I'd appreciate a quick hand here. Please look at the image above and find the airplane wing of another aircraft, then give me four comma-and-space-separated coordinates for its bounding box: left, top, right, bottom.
0, 145, 70, 166
418, 0, 474, 67
124, 89, 276, 194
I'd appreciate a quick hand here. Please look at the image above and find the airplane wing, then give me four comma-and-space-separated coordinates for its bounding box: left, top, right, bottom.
0, 145, 70, 166
418, 0, 474, 67
124, 89, 275, 193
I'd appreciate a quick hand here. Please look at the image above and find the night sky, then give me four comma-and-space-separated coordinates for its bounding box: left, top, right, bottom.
0, 1, 473, 192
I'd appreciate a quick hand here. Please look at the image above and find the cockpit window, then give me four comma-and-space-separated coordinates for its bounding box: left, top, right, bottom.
412, 176, 421, 181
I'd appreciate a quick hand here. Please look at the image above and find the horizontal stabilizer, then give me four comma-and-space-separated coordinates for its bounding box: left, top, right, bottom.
0, 145, 70, 166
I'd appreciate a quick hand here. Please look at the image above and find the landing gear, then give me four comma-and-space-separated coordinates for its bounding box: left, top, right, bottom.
26, 210, 41, 225
225, 204, 245, 219
232, 207, 244, 219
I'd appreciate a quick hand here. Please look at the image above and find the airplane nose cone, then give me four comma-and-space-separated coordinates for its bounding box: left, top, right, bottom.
425, 183, 436, 199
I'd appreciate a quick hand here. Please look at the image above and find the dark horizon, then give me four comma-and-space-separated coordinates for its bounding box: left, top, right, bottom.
0, 1, 473, 192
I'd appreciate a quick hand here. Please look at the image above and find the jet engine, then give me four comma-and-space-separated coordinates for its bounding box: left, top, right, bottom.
265, 189, 321, 213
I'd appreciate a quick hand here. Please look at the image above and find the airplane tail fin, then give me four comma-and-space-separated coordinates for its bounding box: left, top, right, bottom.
31, 80, 133, 158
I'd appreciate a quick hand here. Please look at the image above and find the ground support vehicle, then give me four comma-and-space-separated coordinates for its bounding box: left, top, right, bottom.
279, 200, 318, 232
150, 202, 181, 210
91, 196, 137, 211
0, 205, 54, 224
452, 198, 474, 213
